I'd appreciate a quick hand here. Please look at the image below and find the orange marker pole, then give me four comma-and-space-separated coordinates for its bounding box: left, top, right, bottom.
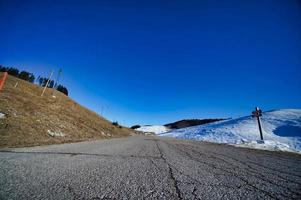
0, 72, 8, 91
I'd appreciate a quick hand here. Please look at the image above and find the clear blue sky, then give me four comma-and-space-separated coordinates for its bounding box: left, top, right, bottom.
1, 0, 300, 126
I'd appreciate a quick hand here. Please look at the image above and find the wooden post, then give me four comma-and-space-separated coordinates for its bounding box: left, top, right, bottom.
256, 108, 263, 140
41, 70, 54, 97
252, 107, 263, 140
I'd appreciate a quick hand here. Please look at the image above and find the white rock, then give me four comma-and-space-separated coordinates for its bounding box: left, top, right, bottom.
47, 130, 65, 137
0, 113, 5, 119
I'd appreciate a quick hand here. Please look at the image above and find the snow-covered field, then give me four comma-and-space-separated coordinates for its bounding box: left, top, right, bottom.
161, 109, 301, 153
136, 125, 170, 135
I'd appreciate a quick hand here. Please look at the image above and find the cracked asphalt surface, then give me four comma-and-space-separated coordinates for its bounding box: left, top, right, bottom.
1, 135, 301, 200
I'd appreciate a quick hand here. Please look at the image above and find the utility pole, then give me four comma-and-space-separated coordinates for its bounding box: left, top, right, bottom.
252, 107, 263, 141
41, 70, 54, 97
100, 106, 104, 116
52, 68, 62, 96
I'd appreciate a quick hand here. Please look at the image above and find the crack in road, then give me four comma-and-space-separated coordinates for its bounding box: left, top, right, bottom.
199, 146, 301, 179
0, 150, 162, 160
1, 136, 300, 200
153, 139, 183, 200
206, 153, 301, 197
191, 186, 200, 200
180, 143, 301, 198
65, 185, 79, 200
162, 141, 276, 199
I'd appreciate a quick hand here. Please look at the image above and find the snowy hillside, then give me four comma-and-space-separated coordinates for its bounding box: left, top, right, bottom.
161, 109, 301, 153
136, 125, 170, 135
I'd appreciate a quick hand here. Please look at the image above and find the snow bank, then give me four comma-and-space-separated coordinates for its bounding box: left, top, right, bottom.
0, 113, 5, 119
236, 140, 293, 152
136, 125, 170, 135
161, 109, 301, 153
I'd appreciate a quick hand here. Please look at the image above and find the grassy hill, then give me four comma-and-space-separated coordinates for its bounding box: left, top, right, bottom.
0, 73, 134, 148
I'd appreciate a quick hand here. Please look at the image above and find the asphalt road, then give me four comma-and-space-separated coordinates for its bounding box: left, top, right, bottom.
1, 136, 301, 200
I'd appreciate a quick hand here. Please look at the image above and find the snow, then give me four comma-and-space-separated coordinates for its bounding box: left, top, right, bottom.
161, 109, 301, 153
0, 113, 5, 119
136, 125, 170, 135
236, 140, 292, 152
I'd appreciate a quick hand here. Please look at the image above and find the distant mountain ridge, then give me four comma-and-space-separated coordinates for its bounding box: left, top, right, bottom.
164, 118, 226, 129
134, 118, 226, 135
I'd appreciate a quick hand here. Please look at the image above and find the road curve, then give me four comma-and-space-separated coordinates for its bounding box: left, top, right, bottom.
1, 136, 301, 199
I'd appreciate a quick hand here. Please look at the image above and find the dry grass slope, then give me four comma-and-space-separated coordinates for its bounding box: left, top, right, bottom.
0, 74, 134, 148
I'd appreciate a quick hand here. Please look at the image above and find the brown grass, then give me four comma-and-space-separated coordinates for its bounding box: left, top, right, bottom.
0, 74, 135, 148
